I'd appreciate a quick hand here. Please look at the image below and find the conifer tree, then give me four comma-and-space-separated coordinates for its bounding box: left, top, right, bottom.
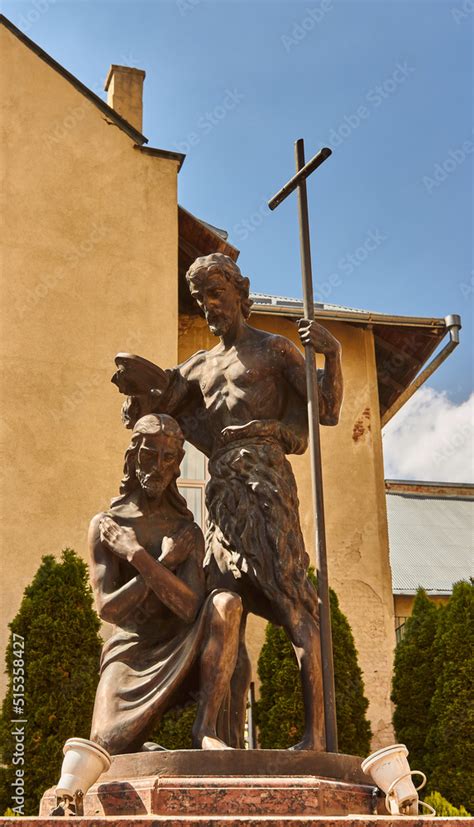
423, 791, 470, 817
0, 550, 102, 816
391, 587, 439, 773
330, 588, 372, 755
425, 580, 473, 812
255, 623, 303, 749
256, 574, 372, 755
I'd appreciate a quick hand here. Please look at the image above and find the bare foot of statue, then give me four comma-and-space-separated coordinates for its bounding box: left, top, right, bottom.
194, 731, 234, 750
289, 734, 325, 751
141, 741, 168, 751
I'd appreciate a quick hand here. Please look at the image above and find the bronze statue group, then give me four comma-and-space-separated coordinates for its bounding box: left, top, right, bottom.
89, 253, 343, 754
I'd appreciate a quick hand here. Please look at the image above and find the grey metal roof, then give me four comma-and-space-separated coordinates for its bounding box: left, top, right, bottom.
386, 491, 473, 595
200, 220, 229, 240
250, 291, 372, 315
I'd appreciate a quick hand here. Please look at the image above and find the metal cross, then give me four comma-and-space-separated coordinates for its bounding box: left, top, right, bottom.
268, 139, 338, 753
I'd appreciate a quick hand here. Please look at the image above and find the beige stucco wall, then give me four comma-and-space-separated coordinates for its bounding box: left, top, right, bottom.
0, 26, 179, 696
394, 594, 449, 618
178, 312, 396, 749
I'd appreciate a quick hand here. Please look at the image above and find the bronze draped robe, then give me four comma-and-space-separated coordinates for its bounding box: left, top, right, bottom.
90, 498, 215, 755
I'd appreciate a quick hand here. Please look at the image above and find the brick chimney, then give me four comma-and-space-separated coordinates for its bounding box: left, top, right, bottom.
104, 65, 146, 133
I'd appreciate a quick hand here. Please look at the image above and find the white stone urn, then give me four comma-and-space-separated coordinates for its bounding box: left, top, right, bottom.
361, 743, 434, 815
56, 737, 111, 800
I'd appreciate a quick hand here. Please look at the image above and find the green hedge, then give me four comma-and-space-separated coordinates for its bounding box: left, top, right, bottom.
0, 550, 102, 816
425, 581, 473, 812
424, 791, 471, 818
391, 587, 439, 774
392, 581, 473, 813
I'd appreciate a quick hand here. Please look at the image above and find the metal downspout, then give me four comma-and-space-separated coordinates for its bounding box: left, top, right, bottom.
381, 314, 462, 428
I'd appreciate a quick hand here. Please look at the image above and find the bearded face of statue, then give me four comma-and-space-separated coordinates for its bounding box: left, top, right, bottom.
188, 270, 243, 338
136, 433, 182, 500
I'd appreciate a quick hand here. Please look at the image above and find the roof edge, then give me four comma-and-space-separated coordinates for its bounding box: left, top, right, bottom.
0, 13, 148, 146
386, 478, 474, 489
386, 479, 474, 498
178, 206, 240, 259
135, 145, 186, 172
394, 589, 453, 597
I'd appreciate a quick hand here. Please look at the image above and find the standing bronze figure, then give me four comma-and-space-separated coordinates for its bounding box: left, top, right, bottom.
113, 253, 343, 750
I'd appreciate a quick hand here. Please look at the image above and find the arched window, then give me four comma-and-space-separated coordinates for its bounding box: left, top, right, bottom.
178, 442, 208, 528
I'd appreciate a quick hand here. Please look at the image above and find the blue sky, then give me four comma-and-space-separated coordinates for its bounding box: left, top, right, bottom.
3, 0, 472, 404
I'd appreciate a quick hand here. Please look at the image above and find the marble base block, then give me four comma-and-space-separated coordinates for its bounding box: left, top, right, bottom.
41, 773, 379, 818
38, 750, 384, 819
0, 817, 471, 826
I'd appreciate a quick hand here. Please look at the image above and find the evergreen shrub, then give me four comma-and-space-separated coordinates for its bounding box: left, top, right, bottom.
425, 580, 473, 812
424, 790, 471, 818
391, 587, 439, 774
0, 550, 102, 816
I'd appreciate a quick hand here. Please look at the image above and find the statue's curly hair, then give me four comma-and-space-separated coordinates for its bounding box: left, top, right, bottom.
186, 253, 253, 319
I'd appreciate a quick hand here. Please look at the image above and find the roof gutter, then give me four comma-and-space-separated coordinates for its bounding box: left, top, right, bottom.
250, 301, 447, 331
394, 589, 453, 597
381, 314, 461, 427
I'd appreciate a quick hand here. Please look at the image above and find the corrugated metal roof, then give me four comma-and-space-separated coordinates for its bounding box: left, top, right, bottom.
250, 291, 372, 315
199, 219, 229, 240
386, 492, 473, 595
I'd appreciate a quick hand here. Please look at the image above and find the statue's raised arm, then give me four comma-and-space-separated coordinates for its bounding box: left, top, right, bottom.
111, 353, 170, 428
112, 353, 169, 396
111, 352, 208, 449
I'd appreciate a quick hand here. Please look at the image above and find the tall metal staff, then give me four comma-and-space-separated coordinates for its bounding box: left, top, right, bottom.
268, 140, 337, 752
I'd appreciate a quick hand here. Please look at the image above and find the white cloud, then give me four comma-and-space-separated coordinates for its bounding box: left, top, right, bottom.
383, 386, 473, 482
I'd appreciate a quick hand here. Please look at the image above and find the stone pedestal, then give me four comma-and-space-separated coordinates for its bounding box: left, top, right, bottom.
39, 750, 383, 819
0, 817, 470, 826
